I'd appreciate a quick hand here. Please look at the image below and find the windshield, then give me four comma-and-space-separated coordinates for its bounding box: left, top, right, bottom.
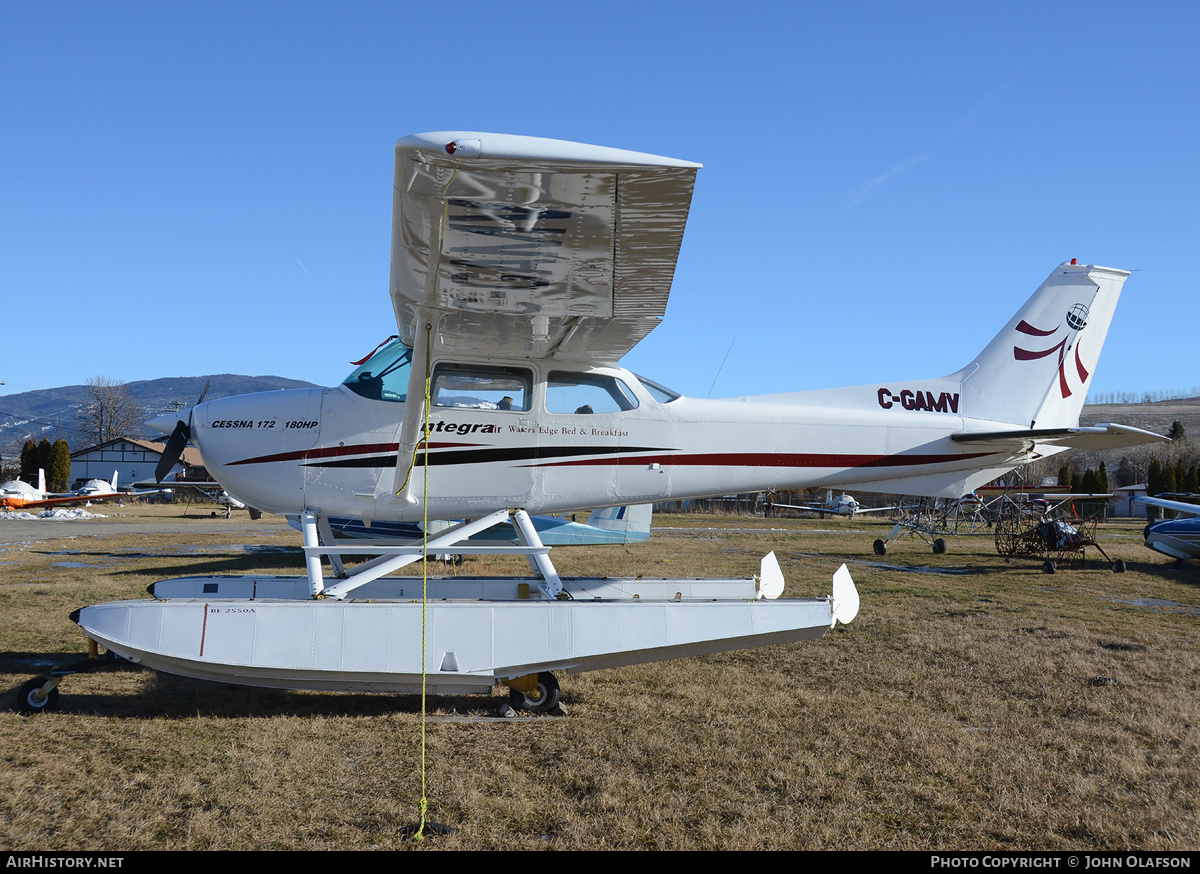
342, 340, 412, 402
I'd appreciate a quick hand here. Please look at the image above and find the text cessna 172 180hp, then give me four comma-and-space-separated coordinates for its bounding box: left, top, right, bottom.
28, 131, 1165, 716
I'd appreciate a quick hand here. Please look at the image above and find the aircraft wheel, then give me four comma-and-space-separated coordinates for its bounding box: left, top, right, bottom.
16, 678, 59, 715
932, 538, 946, 555
1042, 560, 1056, 575
509, 672, 561, 714
873, 539, 886, 556
1113, 559, 1127, 573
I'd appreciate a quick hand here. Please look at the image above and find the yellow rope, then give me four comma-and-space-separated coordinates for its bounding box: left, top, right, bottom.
413, 167, 455, 838
414, 322, 433, 840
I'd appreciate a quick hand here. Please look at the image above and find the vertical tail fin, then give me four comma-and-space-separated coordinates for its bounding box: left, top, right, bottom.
954, 261, 1129, 428
38, 468, 46, 495
111, 470, 119, 491
584, 504, 653, 543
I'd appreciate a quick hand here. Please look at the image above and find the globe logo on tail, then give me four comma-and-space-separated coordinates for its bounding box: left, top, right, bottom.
1013, 303, 1091, 399
1066, 303, 1089, 331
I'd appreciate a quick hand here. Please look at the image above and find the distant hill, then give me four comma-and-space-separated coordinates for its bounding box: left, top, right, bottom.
1080, 396, 1200, 442
0, 375, 318, 455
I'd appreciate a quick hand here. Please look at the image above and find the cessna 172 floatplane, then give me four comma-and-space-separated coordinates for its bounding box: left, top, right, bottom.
21, 131, 1167, 715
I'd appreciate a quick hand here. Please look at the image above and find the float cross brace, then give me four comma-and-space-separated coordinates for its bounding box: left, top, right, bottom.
298, 508, 564, 600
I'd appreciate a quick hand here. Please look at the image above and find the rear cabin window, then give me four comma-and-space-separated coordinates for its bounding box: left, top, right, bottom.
546, 372, 639, 414
633, 373, 681, 404
431, 364, 532, 412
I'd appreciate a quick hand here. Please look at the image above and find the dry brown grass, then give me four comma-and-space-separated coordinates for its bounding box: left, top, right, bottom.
1, 509, 1197, 850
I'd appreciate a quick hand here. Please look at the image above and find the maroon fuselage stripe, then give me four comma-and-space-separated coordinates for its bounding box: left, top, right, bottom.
227, 442, 401, 466
226, 442, 995, 471
226, 441, 489, 466
525, 451, 994, 469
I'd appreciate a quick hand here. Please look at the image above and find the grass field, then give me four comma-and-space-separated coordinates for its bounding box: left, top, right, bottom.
1, 506, 1197, 850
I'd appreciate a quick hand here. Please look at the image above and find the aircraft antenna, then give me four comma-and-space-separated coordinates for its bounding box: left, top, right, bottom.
706, 339, 736, 398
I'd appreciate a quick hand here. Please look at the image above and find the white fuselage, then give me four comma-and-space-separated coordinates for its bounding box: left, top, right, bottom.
176, 355, 1023, 523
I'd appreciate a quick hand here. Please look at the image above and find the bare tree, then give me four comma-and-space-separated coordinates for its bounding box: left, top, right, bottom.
75, 377, 143, 448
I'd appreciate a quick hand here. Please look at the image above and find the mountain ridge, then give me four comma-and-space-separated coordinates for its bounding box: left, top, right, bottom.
0, 375, 319, 453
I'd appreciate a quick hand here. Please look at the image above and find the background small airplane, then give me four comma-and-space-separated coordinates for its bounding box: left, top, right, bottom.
1135, 495, 1200, 563
0, 470, 168, 511
772, 490, 898, 518
133, 478, 256, 518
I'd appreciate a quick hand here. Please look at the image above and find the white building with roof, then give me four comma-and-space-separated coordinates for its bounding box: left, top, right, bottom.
69, 438, 204, 489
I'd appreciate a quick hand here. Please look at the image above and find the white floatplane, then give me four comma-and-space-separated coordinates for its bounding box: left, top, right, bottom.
36, 131, 1166, 715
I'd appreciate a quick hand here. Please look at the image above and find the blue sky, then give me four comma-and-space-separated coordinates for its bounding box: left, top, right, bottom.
2, 2, 1197, 405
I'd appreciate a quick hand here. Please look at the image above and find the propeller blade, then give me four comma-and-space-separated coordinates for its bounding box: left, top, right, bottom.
155, 419, 190, 483
196, 379, 211, 407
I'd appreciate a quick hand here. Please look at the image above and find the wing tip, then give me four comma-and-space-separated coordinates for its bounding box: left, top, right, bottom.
395, 131, 701, 169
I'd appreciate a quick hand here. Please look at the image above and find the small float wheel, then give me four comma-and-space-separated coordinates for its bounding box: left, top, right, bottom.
932, 538, 946, 555
873, 539, 886, 556
509, 671, 561, 714
16, 678, 59, 715
1112, 559, 1127, 573
1042, 560, 1056, 575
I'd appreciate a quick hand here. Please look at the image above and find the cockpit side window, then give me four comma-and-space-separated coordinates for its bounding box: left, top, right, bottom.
342, 340, 412, 402
632, 373, 681, 404
431, 364, 532, 412
546, 372, 639, 414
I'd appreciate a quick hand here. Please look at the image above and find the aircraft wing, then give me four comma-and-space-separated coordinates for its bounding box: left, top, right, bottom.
772, 503, 834, 514
390, 132, 701, 364
1136, 496, 1200, 517
951, 422, 1167, 451
133, 480, 222, 489
8, 493, 127, 510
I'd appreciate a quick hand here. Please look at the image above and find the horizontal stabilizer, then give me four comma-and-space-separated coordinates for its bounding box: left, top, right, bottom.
951, 422, 1166, 451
